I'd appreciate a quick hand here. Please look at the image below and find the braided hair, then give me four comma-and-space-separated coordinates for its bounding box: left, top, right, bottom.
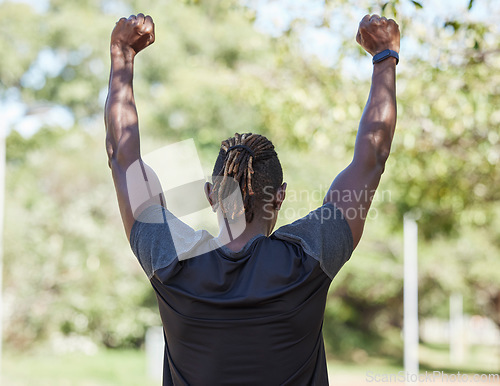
212, 133, 283, 223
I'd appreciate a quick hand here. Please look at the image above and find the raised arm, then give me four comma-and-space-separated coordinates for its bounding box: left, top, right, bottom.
105, 14, 162, 240
324, 15, 400, 249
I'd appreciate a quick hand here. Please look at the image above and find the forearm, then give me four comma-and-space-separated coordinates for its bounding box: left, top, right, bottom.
355, 58, 397, 166
105, 49, 140, 166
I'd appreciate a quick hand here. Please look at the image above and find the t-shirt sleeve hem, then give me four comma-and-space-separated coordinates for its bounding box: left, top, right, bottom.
130, 217, 154, 279
273, 202, 354, 279
324, 202, 354, 257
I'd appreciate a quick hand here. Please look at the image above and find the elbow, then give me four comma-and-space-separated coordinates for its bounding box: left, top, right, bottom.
356, 129, 393, 172
353, 116, 396, 176
106, 141, 140, 172
370, 125, 393, 169
363, 151, 388, 176
105, 135, 115, 169
376, 148, 390, 169
371, 146, 391, 176
106, 143, 114, 163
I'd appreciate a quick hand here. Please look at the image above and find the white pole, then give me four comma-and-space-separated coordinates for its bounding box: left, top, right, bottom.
0, 129, 5, 372
145, 326, 164, 380
450, 293, 464, 364
404, 215, 419, 378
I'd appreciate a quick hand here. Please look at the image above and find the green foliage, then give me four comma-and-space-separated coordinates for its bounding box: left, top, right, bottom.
4, 128, 160, 350
2, 0, 499, 360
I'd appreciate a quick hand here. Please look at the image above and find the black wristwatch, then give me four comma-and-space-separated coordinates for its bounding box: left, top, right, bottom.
373, 49, 399, 65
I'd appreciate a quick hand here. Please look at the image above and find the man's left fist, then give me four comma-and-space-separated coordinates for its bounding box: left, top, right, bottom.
110, 13, 155, 56
356, 14, 400, 57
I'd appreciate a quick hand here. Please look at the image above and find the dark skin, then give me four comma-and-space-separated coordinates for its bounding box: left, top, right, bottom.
324, 14, 399, 248
105, 14, 399, 251
203, 182, 287, 251
105, 14, 156, 241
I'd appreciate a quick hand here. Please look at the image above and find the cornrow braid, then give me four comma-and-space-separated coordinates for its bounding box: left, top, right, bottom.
212, 133, 282, 223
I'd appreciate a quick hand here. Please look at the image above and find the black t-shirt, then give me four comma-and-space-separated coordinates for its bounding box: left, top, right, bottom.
131, 203, 353, 385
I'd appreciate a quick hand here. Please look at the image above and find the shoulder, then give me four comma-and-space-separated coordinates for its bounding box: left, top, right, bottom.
272, 203, 353, 279
130, 205, 215, 278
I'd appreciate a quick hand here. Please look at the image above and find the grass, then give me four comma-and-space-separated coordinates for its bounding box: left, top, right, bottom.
327, 343, 499, 385
1, 344, 498, 385
1, 349, 157, 386
418, 342, 500, 374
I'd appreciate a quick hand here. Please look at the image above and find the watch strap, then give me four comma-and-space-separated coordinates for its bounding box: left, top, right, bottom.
373, 49, 399, 65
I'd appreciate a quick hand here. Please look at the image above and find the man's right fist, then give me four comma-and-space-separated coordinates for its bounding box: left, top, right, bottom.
356, 15, 400, 57
110, 13, 155, 57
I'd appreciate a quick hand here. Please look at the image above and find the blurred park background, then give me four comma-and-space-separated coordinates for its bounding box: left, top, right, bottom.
0, 0, 499, 384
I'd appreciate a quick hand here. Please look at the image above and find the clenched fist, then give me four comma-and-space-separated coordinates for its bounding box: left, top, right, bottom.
110, 13, 155, 57
356, 15, 399, 57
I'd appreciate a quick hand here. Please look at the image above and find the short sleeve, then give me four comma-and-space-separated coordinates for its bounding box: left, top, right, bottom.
130, 205, 215, 279
272, 202, 353, 279
130, 205, 178, 279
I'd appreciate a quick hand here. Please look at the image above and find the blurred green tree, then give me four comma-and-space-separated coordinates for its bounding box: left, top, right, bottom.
1, 0, 499, 359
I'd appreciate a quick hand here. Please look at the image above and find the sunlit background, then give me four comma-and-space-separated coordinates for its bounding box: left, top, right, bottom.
0, 0, 499, 384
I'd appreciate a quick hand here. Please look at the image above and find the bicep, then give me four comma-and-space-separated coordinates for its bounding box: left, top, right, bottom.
323, 153, 384, 249
110, 157, 165, 241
